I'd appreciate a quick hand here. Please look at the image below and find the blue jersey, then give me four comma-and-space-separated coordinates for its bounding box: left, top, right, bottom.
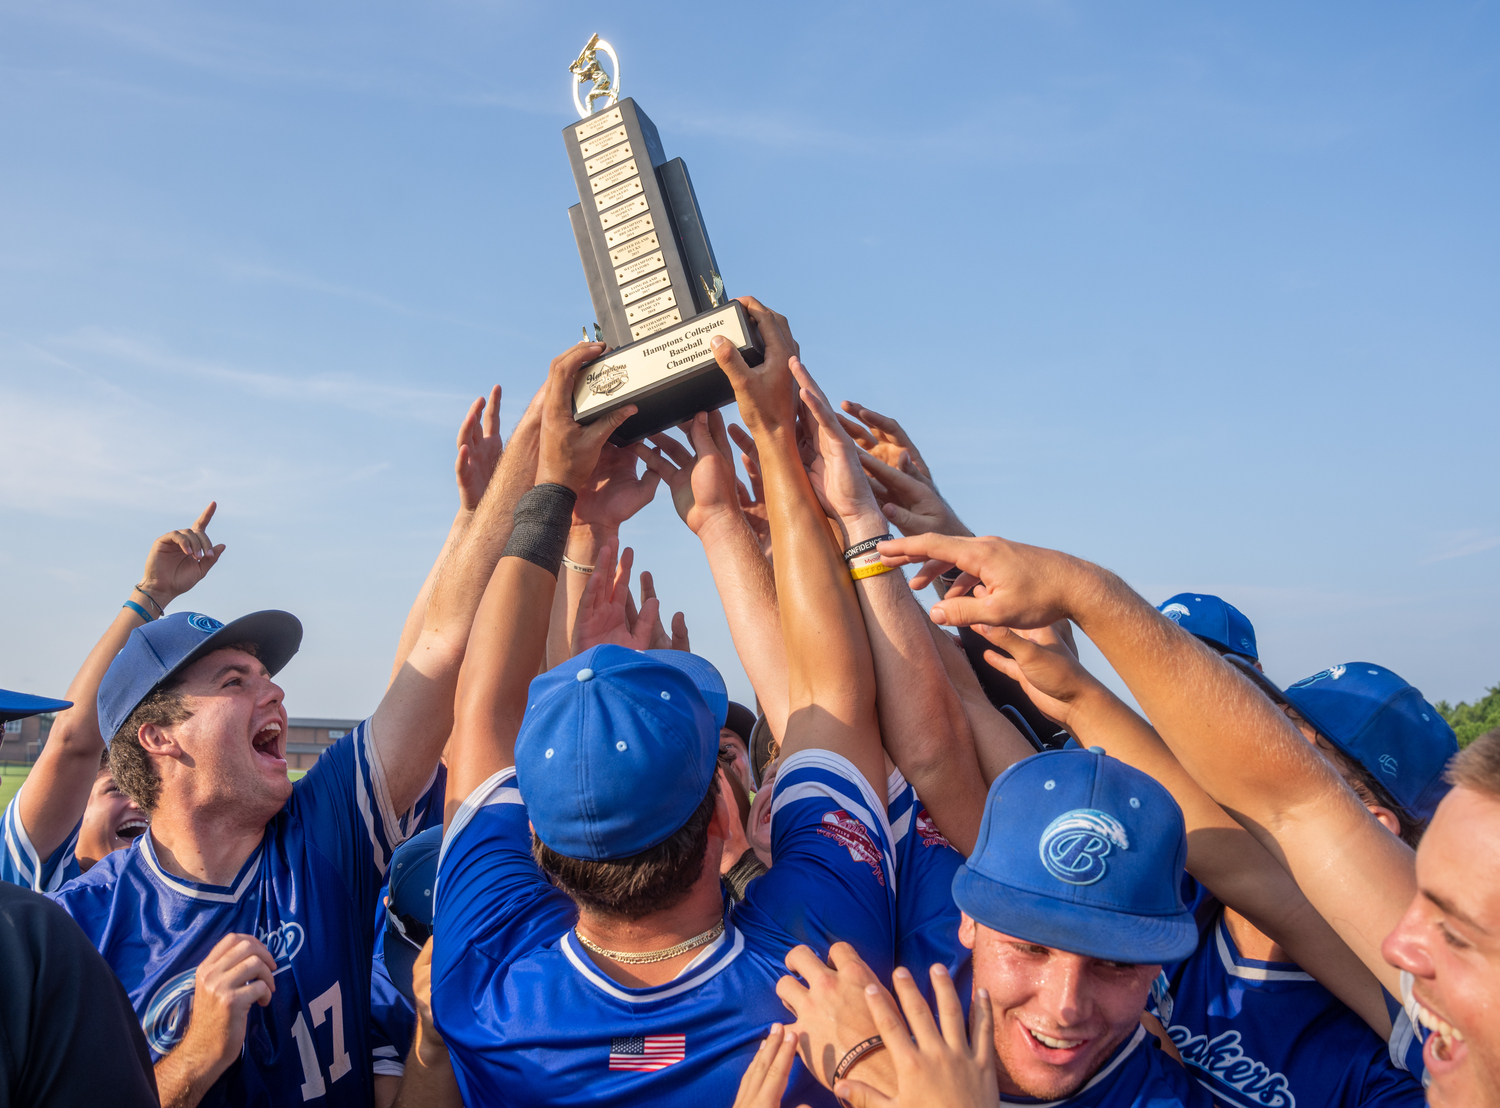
886, 770, 968, 1005
51, 722, 418, 1108
1384, 974, 1429, 1088
432, 749, 896, 1108
2, 788, 82, 892
1000, 1025, 1215, 1107
369, 764, 445, 1079
1155, 881, 1424, 1108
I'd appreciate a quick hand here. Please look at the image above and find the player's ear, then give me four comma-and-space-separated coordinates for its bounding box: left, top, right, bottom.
958, 911, 977, 951
136, 722, 183, 758
1367, 804, 1402, 837
709, 771, 737, 837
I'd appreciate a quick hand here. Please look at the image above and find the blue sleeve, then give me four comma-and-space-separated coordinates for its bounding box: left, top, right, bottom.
2, 791, 81, 893
430, 768, 576, 988
370, 927, 415, 1077
1383, 974, 1430, 1088
288, 720, 412, 927
736, 750, 898, 979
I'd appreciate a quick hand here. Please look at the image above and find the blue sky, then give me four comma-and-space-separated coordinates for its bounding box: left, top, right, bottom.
2, 1, 1496, 720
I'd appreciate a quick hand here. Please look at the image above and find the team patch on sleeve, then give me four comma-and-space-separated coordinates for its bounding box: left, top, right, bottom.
914, 808, 952, 850
608, 1034, 686, 1071
816, 810, 886, 886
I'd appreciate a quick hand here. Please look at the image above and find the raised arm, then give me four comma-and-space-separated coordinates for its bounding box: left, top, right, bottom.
791, 368, 988, 853
389, 386, 504, 686
372, 386, 547, 813
878, 531, 1414, 999
17, 505, 224, 867
634, 410, 789, 738
710, 299, 883, 791
544, 442, 660, 667
443, 343, 635, 810
982, 622, 1392, 1035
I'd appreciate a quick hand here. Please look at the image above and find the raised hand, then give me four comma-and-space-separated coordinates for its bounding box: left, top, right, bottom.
859, 451, 970, 539
571, 540, 659, 654
138, 502, 227, 611
971, 622, 1100, 729
455, 385, 505, 512
731, 1024, 807, 1108
876, 533, 1084, 632
574, 443, 662, 531
836, 965, 998, 1108
728, 424, 772, 558
638, 570, 690, 652
634, 410, 740, 537
788, 358, 882, 539
838, 402, 935, 487
709, 298, 799, 434
537, 342, 637, 494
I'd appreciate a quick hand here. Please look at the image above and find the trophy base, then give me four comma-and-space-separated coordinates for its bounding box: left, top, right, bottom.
572, 301, 765, 445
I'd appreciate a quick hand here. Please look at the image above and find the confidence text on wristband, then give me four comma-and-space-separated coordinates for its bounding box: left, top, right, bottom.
842, 533, 894, 562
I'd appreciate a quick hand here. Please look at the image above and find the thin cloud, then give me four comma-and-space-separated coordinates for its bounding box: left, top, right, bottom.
1425, 532, 1500, 564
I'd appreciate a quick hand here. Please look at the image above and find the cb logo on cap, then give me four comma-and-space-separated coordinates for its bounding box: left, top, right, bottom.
1161, 604, 1190, 622
1039, 809, 1130, 886
188, 614, 224, 634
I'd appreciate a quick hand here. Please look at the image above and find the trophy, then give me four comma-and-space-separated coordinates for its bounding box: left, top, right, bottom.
564, 35, 764, 444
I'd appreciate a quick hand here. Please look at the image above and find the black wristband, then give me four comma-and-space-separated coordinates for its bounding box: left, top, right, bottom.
834, 1035, 885, 1084
500, 483, 578, 576
842, 534, 894, 562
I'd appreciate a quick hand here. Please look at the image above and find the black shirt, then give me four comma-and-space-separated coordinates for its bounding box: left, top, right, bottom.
0, 881, 158, 1108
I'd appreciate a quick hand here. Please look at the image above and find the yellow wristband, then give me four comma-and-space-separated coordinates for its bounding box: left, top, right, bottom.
851, 561, 894, 581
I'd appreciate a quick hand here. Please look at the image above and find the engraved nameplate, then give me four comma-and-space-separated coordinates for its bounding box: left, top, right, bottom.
594, 176, 643, 212
574, 108, 624, 142
631, 309, 683, 341
579, 126, 628, 159
615, 250, 665, 286
585, 141, 634, 175
609, 232, 660, 267
604, 212, 654, 244
619, 267, 672, 305
599, 197, 650, 230
625, 289, 676, 321
576, 303, 750, 417
590, 159, 638, 193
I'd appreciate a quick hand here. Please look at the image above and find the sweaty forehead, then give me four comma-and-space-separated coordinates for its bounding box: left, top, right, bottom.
1419, 787, 1500, 937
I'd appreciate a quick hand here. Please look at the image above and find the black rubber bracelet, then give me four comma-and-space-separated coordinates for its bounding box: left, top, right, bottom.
500, 483, 578, 576
834, 1035, 885, 1083
842, 534, 894, 562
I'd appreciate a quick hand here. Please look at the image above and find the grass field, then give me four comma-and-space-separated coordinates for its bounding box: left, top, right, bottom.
0, 763, 306, 813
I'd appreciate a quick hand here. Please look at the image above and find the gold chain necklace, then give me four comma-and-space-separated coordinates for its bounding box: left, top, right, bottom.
575, 920, 725, 964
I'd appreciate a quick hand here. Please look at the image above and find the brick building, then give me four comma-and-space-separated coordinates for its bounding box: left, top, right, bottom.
2, 714, 358, 771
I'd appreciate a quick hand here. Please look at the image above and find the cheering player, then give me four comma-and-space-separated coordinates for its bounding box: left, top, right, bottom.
51, 385, 539, 1108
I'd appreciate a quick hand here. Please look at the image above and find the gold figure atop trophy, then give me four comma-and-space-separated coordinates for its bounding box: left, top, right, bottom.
569, 34, 620, 118
560, 34, 763, 444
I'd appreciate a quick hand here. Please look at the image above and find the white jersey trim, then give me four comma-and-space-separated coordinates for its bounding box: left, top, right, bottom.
559, 925, 745, 1004
3, 791, 43, 891
1214, 918, 1314, 982
355, 716, 406, 877
1394, 970, 1431, 1085
372, 1060, 405, 1077
999, 1024, 1146, 1106
770, 748, 897, 897
140, 831, 263, 903
886, 766, 908, 807
434, 766, 519, 902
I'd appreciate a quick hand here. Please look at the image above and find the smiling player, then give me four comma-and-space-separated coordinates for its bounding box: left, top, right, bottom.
49, 382, 544, 1108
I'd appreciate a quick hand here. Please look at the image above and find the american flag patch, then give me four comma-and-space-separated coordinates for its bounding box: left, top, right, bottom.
608, 1034, 686, 1071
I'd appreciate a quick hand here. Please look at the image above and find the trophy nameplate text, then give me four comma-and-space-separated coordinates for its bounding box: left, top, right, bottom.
565, 36, 763, 444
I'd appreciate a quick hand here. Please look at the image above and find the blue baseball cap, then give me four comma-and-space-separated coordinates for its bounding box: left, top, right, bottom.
1158, 593, 1258, 661
516, 644, 727, 861
952, 749, 1197, 964
383, 826, 444, 1007
1282, 663, 1457, 823
0, 689, 72, 725
97, 610, 303, 745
